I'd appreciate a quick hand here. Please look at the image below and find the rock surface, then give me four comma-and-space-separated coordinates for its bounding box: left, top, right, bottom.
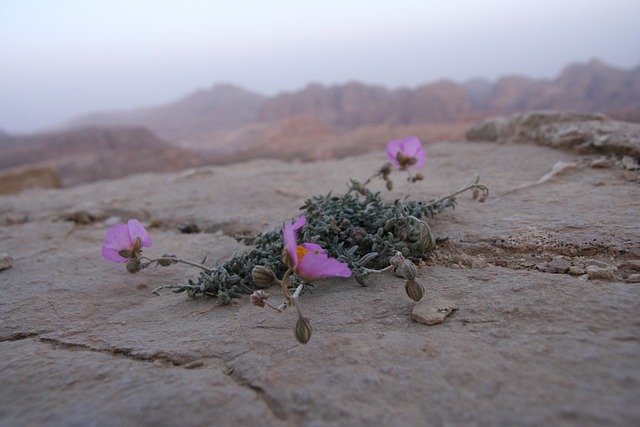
465, 110, 640, 159
0, 163, 62, 195
1, 112, 639, 426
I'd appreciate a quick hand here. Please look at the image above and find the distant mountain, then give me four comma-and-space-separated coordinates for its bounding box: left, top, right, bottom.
68, 84, 266, 142
258, 79, 473, 130
67, 59, 640, 151
5, 59, 638, 190
479, 59, 640, 118
0, 127, 207, 186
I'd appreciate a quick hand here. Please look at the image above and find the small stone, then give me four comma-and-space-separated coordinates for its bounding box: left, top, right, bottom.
624, 274, 640, 283
569, 266, 586, 276
589, 156, 612, 168
621, 155, 640, 170
411, 299, 458, 325
65, 210, 96, 224
0, 254, 13, 272
583, 259, 608, 268
177, 222, 200, 234
586, 265, 617, 281
184, 360, 204, 369
471, 257, 488, 269
548, 256, 571, 274
494, 259, 509, 267
617, 260, 640, 272
536, 262, 556, 273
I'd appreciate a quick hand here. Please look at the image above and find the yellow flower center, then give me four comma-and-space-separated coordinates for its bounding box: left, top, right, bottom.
296, 245, 308, 261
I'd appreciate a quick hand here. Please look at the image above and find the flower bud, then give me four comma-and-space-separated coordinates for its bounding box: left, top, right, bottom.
126, 258, 141, 274
396, 259, 417, 280
250, 290, 270, 308
380, 163, 392, 179
295, 315, 312, 344
251, 265, 277, 287
157, 254, 178, 267
405, 279, 425, 302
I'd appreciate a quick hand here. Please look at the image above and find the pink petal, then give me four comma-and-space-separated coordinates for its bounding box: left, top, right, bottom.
386, 139, 404, 167
127, 219, 152, 247
102, 223, 133, 251
283, 215, 308, 269
102, 223, 134, 262
292, 215, 307, 231
101, 246, 128, 263
401, 137, 426, 168
297, 252, 352, 280
301, 242, 326, 255
283, 221, 300, 269
386, 136, 426, 169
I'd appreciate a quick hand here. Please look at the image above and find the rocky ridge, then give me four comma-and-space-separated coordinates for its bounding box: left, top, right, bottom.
1, 111, 639, 426
67, 60, 640, 145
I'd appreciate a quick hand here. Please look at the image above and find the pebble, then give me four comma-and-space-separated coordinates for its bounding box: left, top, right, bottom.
411, 299, 458, 325
621, 155, 640, 171
0, 254, 13, 272
624, 274, 640, 283
184, 360, 205, 369
569, 266, 586, 276
548, 256, 571, 274
617, 260, 640, 271
586, 265, 617, 281
583, 259, 609, 268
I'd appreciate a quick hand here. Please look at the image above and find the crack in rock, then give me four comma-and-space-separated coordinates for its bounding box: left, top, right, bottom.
0, 331, 40, 342
38, 336, 195, 366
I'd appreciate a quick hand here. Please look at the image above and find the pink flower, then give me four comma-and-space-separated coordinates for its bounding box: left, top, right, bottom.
102, 219, 152, 263
283, 215, 352, 281
386, 136, 426, 170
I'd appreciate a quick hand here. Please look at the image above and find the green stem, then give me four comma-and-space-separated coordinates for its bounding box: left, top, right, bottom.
362, 265, 394, 274
402, 170, 414, 202
426, 181, 489, 209
151, 283, 200, 296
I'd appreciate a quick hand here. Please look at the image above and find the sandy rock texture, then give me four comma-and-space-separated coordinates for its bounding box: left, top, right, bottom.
0, 164, 62, 195
1, 112, 639, 426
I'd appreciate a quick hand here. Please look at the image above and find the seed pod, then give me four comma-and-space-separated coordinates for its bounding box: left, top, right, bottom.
249, 290, 270, 308
157, 254, 177, 267
251, 265, 277, 287
396, 259, 417, 281
405, 279, 425, 302
126, 258, 141, 274
295, 316, 313, 344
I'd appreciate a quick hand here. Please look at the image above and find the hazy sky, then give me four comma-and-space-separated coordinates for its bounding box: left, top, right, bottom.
1, 0, 639, 133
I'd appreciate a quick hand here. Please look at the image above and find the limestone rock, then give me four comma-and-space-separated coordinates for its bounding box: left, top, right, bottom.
1, 122, 639, 426
466, 110, 640, 159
